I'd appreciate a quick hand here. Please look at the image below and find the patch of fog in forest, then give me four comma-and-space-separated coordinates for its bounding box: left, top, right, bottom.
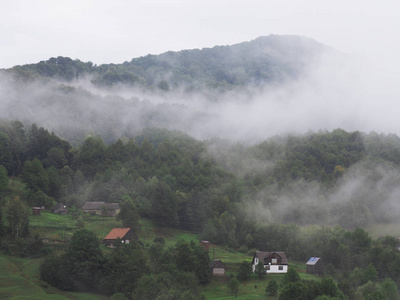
243, 158, 400, 228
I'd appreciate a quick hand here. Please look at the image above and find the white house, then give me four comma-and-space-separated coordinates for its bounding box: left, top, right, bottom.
252, 251, 288, 274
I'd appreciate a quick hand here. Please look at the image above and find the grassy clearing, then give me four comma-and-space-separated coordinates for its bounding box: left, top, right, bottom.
365, 222, 400, 238
0, 253, 110, 300
82, 215, 123, 239
6, 211, 327, 299
202, 275, 282, 300
138, 218, 199, 248
0, 253, 65, 300
29, 212, 123, 241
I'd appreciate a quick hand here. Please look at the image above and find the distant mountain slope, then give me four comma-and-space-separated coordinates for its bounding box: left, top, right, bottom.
6, 35, 332, 90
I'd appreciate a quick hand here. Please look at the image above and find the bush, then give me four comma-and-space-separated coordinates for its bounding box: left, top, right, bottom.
266, 279, 278, 296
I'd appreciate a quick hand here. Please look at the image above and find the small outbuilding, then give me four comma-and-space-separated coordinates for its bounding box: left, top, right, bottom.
210, 259, 226, 276
52, 203, 68, 215
32, 207, 42, 215
103, 228, 139, 247
306, 257, 324, 275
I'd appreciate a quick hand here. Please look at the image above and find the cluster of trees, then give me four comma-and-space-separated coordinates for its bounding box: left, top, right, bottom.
228, 225, 400, 299
40, 229, 209, 299
274, 267, 399, 300
6, 35, 328, 91
0, 122, 235, 232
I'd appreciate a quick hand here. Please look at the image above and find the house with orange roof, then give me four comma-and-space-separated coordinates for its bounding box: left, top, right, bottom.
103, 228, 139, 247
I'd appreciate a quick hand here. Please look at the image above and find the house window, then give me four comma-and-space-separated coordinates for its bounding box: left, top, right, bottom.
279, 266, 283, 270
265, 265, 270, 270
272, 258, 277, 264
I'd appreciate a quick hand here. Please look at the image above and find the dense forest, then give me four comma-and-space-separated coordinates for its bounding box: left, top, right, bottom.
5, 35, 330, 90
3, 121, 400, 232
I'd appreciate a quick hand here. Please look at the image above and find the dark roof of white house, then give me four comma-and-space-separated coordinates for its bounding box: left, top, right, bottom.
253, 251, 288, 265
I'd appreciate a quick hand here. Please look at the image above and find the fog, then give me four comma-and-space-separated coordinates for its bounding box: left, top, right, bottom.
1, 46, 399, 145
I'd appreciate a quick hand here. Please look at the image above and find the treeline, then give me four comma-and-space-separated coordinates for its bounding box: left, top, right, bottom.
5, 35, 329, 90
3, 121, 400, 233
235, 224, 400, 299
40, 229, 209, 299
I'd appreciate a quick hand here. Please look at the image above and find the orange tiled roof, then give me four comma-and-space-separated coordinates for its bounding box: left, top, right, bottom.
104, 228, 131, 240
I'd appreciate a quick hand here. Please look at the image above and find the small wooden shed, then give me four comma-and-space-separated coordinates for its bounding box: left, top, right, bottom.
32, 207, 42, 215
306, 257, 324, 275
210, 259, 226, 276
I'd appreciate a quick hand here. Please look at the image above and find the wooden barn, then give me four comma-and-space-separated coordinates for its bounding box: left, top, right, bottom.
32, 207, 42, 215
103, 228, 138, 247
210, 259, 226, 276
306, 257, 324, 275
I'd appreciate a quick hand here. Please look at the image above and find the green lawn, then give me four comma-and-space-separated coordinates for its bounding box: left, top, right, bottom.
138, 218, 199, 248
7, 213, 329, 299
202, 275, 283, 300
0, 253, 110, 300
29, 212, 123, 241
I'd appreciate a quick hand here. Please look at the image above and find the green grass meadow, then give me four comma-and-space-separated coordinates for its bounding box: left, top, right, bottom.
0, 253, 111, 300
2, 209, 388, 299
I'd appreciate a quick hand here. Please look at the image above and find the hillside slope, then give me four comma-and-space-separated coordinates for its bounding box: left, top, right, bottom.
5, 35, 331, 90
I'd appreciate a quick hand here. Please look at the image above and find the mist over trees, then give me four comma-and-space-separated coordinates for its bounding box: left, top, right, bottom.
5, 35, 329, 89
2, 119, 400, 232
0, 35, 342, 145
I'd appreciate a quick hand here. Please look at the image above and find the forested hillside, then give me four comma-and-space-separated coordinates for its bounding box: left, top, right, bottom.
0, 35, 347, 145
2, 121, 400, 298
5, 35, 330, 90
2, 121, 400, 233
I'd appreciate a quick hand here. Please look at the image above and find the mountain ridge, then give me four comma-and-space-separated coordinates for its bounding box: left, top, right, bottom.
5, 34, 333, 90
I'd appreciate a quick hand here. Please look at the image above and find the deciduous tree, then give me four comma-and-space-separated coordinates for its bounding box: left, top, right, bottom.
237, 261, 252, 282
227, 278, 239, 297
116, 196, 140, 230
5, 196, 29, 237
266, 279, 279, 296
0, 165, 8, 201
255, 260, 265, 279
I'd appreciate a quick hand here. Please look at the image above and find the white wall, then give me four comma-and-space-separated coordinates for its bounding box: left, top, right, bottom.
252, 263, 288, 274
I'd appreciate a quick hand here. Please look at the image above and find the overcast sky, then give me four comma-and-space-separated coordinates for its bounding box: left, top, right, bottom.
1, 0, 399, 70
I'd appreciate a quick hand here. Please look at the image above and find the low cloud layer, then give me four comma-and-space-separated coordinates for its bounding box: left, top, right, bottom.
0, 47, 399, 146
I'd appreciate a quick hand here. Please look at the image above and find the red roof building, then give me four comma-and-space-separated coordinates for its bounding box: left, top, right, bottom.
103, 228, 138, 247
